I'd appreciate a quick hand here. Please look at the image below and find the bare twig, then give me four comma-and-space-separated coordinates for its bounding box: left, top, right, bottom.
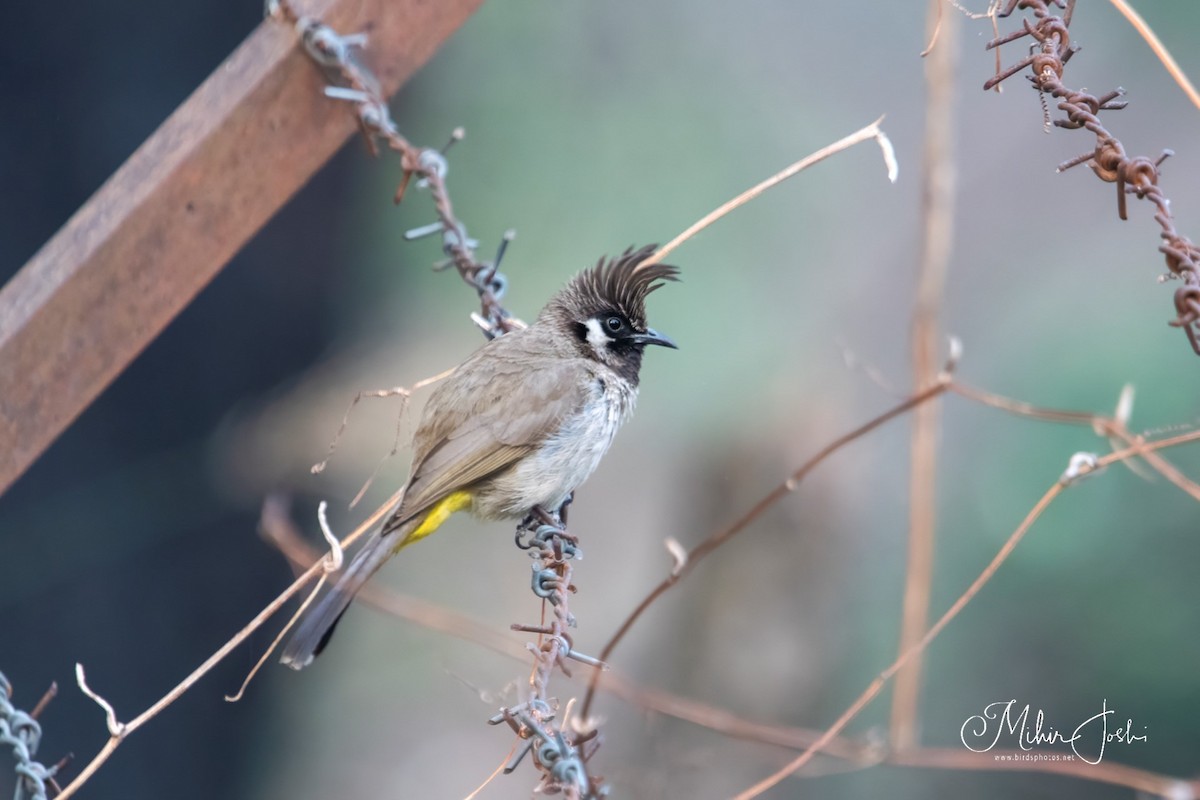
53, 489, 401, 800
256, 399, 1199, 798
887, 746, 1200, 797
1106, 0, 1200, 111
580, 377, 953, 720
310, 367, 457, 480
265, 403, 1200, 799
921, 0, 944, 58
74, 666, 123, 737
338, 373, 461, 509
733, 428, 1200, 799
644, 117, 897, 268
733, 479, 1063, 799
892, 0, 959, 751
951, 382, 1200, 502
463, 740, 519, 800
606, 679, 1200, 798
225, 501, 347, 702
263, 504, 528, 659
935, 1, 1004, 85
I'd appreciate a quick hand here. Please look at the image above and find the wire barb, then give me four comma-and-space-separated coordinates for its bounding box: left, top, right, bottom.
1, 672, 65, 800
500, 511, 603, 798
284, 12, 522, 340
983, 0, 1200, 354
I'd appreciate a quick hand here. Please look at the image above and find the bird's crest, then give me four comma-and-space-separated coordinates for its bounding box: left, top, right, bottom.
569, 245, 679, 328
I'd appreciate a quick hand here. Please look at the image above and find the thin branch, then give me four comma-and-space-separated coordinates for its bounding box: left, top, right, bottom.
1107, 0, 1200, 111
644, 117, 897, 268
1097, 428, 1200, 466
463, 740, 519, 800
255, 401, 1200, 799
74, 664, 124, 737
888, 746, 1200, 797
264, 500, 866, 761
733, 427, 1200, 799
266, 516, 1200, 798
892, 0, 959, 751
920, 0, 943, 58
310, 366, 457, 480
733, 480, 1065, 799
951, 382, 1200, 502
579, 378, 952, 720
602, 675, 1200, 797
53, 488, 402, 800
225, 502, 346, 702
268, 511, 527, 660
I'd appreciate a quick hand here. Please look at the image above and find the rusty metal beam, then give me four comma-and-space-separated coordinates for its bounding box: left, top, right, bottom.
0, 0, 484, 495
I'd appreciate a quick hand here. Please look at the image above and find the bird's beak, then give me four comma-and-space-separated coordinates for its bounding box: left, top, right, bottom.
631, 328, 678, 349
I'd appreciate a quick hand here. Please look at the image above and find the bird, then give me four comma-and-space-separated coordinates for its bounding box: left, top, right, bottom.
281, 244, 678, 669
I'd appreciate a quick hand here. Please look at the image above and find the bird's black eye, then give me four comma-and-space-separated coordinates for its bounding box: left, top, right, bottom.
605, 316, 625, 334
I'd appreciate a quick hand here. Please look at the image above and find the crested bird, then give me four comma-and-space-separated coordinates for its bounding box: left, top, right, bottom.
281, 245, 678, 668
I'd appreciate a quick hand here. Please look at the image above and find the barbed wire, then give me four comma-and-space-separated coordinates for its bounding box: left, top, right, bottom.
489, 508, 605, 798
259, 399, 1200, 798
262, 4, 609, 795
265, 0, 520, 339
15, 2, 1199, 795
0, 673, 63, 800
982, 0, 1200, 354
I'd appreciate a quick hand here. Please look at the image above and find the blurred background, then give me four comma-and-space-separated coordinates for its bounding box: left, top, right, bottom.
2, 1, 1199, 798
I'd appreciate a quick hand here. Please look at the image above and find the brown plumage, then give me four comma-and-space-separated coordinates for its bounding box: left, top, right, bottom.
281, 246, 678, 669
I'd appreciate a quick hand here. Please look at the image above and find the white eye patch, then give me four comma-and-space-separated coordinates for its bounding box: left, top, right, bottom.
585, 317, 612, 352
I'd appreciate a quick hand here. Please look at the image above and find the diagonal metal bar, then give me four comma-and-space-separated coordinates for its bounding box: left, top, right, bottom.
0, 0, 484, 496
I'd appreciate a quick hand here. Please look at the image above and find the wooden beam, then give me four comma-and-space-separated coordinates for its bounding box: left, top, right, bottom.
0, 0, 484, 495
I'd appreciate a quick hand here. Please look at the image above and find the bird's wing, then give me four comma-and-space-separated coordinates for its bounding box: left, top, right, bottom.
385, 340, 591, 531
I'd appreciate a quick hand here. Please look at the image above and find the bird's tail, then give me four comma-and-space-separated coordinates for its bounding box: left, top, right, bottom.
280, 518, 415, 670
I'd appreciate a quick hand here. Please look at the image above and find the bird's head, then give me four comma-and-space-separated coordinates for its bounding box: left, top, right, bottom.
543, 245, 679, 383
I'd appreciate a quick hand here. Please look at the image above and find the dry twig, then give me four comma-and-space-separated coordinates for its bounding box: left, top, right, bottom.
645, 117, 897, 268
892, 0, 959, 752
1106, 0, 1200, 111
733, 427, 1200, 798
263, 395, 1200, 799
580, 376, 954, 722
52, 490, 399, 800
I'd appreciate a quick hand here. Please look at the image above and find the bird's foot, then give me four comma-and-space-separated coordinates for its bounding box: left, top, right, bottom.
515, 505, 579, 558
531, 504, 576, 539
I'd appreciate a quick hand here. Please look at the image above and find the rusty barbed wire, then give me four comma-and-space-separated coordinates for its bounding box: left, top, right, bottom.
0, 672, 65, 800
489, 506, 605, 798
264, 4, 605, 794
981, 0, 1200, 354
265, 0, 520, 339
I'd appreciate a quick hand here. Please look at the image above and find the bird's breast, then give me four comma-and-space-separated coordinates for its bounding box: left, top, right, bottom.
478, 375, 636, 518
